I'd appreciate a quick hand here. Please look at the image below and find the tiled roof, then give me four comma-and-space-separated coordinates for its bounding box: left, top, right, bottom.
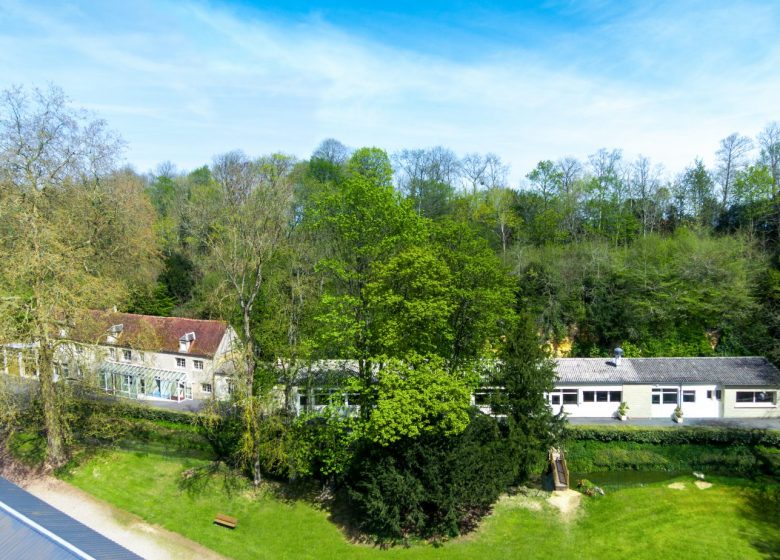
74, 311, 230, 358
555, 357, 780, 386
0, 476, 141, 560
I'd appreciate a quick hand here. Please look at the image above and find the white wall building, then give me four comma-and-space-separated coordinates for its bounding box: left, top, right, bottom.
551, 355, 780, 420
66, 311, 239, 402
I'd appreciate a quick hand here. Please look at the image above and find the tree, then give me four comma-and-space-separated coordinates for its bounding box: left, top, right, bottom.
758, 122, 780, 194
678, 159, 717, 228
310, 147, 424, 385
526, 160, 563, 207
0, 85, 157, 467
716, 133, 753, 209
360, 354, 476, 446
205, 151, 295, 390
393, 147, 459, 218
489, 314, 565, 480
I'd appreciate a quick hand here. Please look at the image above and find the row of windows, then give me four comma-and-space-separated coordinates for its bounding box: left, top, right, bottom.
108, 348, 204, 371
176, 357, 204, 369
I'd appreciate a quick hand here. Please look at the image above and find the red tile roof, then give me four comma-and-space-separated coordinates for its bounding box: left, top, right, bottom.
77, 311, 230, 358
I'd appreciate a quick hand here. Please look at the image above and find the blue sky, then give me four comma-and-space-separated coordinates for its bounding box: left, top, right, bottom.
1, 0, 779, 182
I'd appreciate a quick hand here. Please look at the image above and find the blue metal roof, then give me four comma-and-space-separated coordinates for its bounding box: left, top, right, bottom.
0, 476, 141, 560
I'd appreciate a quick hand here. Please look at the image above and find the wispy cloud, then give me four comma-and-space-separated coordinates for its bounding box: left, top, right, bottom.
1, 0, 778, 181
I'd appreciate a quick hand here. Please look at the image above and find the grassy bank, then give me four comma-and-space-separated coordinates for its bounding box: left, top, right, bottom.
61, 448, 780, 560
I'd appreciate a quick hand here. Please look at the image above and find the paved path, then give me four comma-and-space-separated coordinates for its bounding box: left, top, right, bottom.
22, 477, 228, 560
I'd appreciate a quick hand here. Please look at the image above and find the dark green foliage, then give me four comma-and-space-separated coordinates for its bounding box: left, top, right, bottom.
565, 424, 780, 447
125, 283, 175, 316
197, 400, 245, 463
72, 399, 199, 426
566, 440, 760, 475
344, 412, 514, 541
490, 314, 565, 481
159, 252, 196, 304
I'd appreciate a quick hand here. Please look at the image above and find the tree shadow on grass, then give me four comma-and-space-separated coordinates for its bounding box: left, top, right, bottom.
738, 485, 780, 559
177, 460, 245, 498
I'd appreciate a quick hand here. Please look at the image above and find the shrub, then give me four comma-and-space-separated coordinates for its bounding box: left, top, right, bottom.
344, 412, 515, 541
565, 424, 780, 447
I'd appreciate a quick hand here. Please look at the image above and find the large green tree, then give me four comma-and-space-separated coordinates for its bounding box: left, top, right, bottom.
0, 86, 158, 467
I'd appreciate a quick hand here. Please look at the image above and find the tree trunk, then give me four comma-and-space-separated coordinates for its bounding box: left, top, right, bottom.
38, 342, 66, 469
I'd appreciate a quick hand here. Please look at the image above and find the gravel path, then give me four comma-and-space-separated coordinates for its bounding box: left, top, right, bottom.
22, 477, 229, 560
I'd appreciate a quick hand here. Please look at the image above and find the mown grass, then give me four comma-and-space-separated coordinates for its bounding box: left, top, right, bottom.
61, 449, 780, 560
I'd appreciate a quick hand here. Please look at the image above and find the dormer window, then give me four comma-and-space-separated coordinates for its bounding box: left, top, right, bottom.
107, 324, 124, 344
179, 332, 196, 353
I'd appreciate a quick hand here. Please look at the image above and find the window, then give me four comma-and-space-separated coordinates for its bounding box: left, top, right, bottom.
736, 391, 777, 404
313, 391, 333, 406
652, 388, 678, 405
201, 383, 212, 394
346, 393, 360, 406
683, 390, 696, 403
194, 360, 204, 370
109, 348, 116, 360
139, 378, 145, 394
123, 349, 132, 362
176, 357, 186, 368
583, 391, 621, 403
550, 389, 578, 406
707, 390, 712, 399
716, 390, 722, 400
299, 394, 308, 407
474, 392, 490, 406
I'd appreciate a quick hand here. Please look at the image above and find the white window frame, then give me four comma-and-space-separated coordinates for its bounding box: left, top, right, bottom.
201, 383, 212, 394
652, 387, 679, 405
122, 349, 132, 362
194, 359, 204, 370
176, 357, 186, 368
735, 390, 777, 407
550, 389, 578, 406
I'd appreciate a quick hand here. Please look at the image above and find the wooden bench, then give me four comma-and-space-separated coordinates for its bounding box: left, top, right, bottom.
214, 513, 238, 529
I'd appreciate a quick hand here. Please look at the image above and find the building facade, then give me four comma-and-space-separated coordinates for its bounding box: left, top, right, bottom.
550, 356, 780, 420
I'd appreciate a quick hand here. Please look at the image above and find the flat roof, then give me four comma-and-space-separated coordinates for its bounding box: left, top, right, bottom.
0, 476, 141, 560
554, 357, 780, 386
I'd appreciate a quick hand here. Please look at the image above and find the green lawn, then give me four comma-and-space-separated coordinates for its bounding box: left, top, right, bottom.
61, 449, 780, 560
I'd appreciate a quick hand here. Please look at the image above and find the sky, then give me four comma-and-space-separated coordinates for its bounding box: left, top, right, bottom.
1, 0, 779, 183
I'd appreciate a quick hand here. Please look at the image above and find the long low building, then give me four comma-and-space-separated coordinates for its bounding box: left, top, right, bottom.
551, 355, 780, 419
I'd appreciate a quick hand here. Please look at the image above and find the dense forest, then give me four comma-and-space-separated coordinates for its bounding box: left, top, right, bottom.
3, 86, 780, 540
131, 129, 780, 366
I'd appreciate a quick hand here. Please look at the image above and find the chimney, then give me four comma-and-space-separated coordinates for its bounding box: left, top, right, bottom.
179, 332, 196, 353
614, 347, 624, 367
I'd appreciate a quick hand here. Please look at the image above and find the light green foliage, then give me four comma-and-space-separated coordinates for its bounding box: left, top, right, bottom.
310, 148, 426, 362
362, 354, 477, 446
366, 246, 455, 356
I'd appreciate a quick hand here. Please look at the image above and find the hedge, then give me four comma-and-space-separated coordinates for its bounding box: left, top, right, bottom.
73, 398, 199, 427
565, 424, 780, 447
565, 440, 761, 475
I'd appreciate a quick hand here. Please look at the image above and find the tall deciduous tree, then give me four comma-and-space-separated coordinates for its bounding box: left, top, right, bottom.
0, 86, 157, 467
206, 151, 295, 390
716, 133, 753, 209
